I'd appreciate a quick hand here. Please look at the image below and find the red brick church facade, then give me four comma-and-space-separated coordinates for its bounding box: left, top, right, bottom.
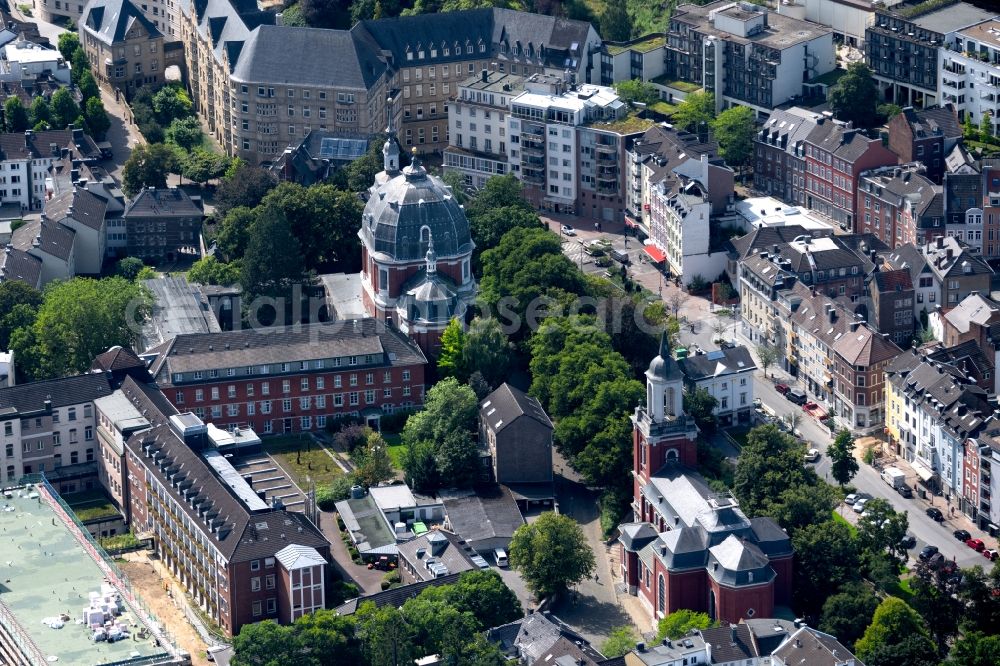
618, 335, 793, 628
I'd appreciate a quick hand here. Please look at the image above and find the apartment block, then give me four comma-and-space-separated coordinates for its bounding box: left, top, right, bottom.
665, 2, 835, 116
865, 3, 996, 108
80, 0, 167, 96
856, 163, 942, 248
125, 187, 204, 262
803, 115, 898, 230
504, 74, 651, 220
753, 107, 823, 207
939, 18, 1000, 131
886, 105, 962, 184
443, 70, 523, 189
597, 34, 667, 86
148, 320, 428, 435
0, 128, 101, 212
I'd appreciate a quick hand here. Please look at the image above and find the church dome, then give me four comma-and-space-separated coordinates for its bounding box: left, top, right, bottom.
648, 331, 683, 381
361, 153, 473, 263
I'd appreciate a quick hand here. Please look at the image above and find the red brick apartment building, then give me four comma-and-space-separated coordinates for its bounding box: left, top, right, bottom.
147, 320, 428, 434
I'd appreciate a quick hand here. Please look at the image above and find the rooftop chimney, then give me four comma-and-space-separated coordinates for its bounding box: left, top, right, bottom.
481, 68, 488, 83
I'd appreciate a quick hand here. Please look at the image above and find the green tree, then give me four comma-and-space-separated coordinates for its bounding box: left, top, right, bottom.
754, 342, 778, 378
152, 85, 193, 125
83, 97, 110, 140
981, 111, 994, 143
435, 430, 481, 487
944, 632, 1000, 666
656, 609, 715, 641
956, 564, 1000, 634
773, 482, 838, 533
291, 610, 362, 665
121, 143, 180, 197
78, 70, 100, 102
819, 581, 879, 650
855, 498, 909, 566
732, 424, 814, 518
599, 4, 632, 41
345, 133, 388, 192
877, 103, 903, 123
0, 281, 42, 349
614, 79, 659, 106
29, 96, 50, 128
402, 377, 478, 447
188, 256, 241, 286
182, 149, 229, 185
215, 206, 257, 260
828, 428, 859, 487
442, 570, 522, 630
115, 257, 146, 281
711, 105, 755, 170
216, 162, 277, 216
791, 520, 861, 616
909, 561, 963, 655
70, 48, 89, 87
4, 97, 28, 133
57, 32, 81, 61
683, 387, 718, 433
355, 602, 414, 666
508, 511, 595, 599
402, 439, 440, 493
671, 91, 715, 133
828, 62, 880, 129
354, 431, 395, 488
230, 620, 293, 666
464, 174, 533, 218
602, 625, 639, 658
240, 203, 307, 306
401, 377, 480, 491
855, 597, 936, 666
437, 318, 466, 379
165, 116, 204, 152
468, 206, 543, 269
461, 316, 512, 390
49, 88, 80, 129
11, 278, 151, 380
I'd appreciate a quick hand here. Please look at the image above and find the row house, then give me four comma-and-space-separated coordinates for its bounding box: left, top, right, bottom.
0, 373, 111, 490
114, 375, 331, 636
885, 347, 994, 497
646, 153, 734, 285
753, 107, 822, 206
943, 147, 985, 251
148, 319, 428, 435
886, 106, 962, 184
887, 236, 994, 322
940, 17, 1000, 132
938, 293, 1000, 394
80, 0, 166, 96
803, 115, 898, 230
857, 163, 942, 249
969, 431, 1000, 533
626, 123, 718, 232
865, 4, 996, 108
0, 128, 102, 212
665, 2, 835, 116
867, 266, 918, 346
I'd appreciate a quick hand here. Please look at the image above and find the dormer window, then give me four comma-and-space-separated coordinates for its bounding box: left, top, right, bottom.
406, 49, 413, 61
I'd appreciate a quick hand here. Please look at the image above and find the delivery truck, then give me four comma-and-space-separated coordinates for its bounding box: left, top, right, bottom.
881, 466, 907, 490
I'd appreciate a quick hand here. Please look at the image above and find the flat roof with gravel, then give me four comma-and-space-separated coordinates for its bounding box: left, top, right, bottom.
0, 485, 173, 666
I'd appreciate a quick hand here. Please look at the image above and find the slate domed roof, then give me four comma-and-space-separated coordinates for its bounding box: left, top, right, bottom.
647, 331, 683, 381
361, 155, 473, 262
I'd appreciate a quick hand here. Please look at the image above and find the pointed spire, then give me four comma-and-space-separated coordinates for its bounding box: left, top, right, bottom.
659, 330, 670, 360
383, 94, 399, 174
425, 231, 437, 275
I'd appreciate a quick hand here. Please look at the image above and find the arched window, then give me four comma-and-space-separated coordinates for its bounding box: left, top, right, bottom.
658, 574, 666, 614
666, 449, 678, 462
665, 387, 676, 416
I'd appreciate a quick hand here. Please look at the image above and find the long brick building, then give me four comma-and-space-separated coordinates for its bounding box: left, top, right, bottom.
148, 319, 427, 433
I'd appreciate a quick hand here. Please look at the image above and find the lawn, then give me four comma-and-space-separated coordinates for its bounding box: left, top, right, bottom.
810, 68, 847, 87
831, 509, 858, 536
262, 434, 343, 487
64, 489, 120, 523
726, 426, 751, 451
383, 433, 407, 469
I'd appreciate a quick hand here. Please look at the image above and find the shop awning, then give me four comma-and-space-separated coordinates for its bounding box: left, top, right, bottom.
644, 245, 667, 263
625, 215, 640, 228
913, 460, 937, 482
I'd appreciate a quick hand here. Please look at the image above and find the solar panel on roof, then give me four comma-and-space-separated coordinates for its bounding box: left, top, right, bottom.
319, 137, 368, 160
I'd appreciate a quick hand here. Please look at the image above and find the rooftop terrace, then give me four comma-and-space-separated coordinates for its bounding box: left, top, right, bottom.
0, 483, 178, 666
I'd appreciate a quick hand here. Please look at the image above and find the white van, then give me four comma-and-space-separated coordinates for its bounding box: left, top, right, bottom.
494, 548, 509, 568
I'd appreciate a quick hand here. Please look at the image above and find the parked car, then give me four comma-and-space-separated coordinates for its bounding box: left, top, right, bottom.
926, 507, 944, 522
804, 448, 821, 463
786, 388, 808, 405
775, 384, 790, 395
853, 498, 869, 514
560, 225, 576, 236
983, 549, 999, 561
845, 492, 871, 506
966, 538, 986, 552
897, 486, 913, 499
494, 548, 509, 568
953, 529, 971, 541
899, 534, 917, 549
919, 545, 939, 561
803, 401, 818, 411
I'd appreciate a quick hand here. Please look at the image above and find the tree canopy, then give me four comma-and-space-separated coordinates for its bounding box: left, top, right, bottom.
121, 143, 180, 198
656, 609, 715, 641
401, 378, 481, 492
671, 91, 715, 133
855, 597, 937, 666
819, 581, 879, 650
0, 281, 42, 350
711, 105, 755, 169
828, 62, 880, 129
508, 511, 595, 598
828, 428, 859, 487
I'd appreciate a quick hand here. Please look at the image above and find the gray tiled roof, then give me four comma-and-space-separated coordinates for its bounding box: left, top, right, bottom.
0, 244, 41, 287
757, 107, 822, 157
11, 216, 75, 261
46, 186, 109, 231
0, 373, 113, 414
618, 522, 658, 552
150, 319, 427, 382
678, 346, 756, 382
396, 530, 479, 581
439, 485, 524, 544
125, 187, 203, 218
805, 120, 886, 163
487, 613, 605, 665
708, 535, 774, 586
480, 383, 553, 434
82, 0, 161, 45
232, 25, 388, 89
700, 623, 757, 663
0, 129, 100, 162
334, 572, 462, 615
771, 626, 863, 666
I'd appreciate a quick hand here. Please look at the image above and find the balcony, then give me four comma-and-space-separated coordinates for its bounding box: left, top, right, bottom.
594, 142, 617, 155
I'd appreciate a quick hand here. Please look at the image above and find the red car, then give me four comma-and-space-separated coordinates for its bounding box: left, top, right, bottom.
966, 538, 986, 552
983, 549, 999, 561
803, 402, 818, 411
775, 384, 790, 394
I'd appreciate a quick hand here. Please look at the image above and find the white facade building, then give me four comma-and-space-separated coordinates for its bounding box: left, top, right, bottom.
1, 40, 71, 84
940, 19, 1000, 131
